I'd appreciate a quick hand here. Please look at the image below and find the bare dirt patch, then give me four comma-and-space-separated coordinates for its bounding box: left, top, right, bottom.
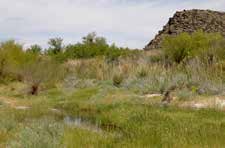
0, 96, 30, 110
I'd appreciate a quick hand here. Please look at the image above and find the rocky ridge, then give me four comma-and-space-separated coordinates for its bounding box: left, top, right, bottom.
145, 9, 225, 50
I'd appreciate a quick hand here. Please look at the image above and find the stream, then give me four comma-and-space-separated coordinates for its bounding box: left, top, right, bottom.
64, 116, 103, 133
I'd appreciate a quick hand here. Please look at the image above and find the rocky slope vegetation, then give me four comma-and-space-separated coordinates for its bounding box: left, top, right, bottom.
145, 9, 225, 50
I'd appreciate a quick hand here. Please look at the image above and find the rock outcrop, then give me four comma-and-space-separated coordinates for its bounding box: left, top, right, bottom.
144, 9, 225, 50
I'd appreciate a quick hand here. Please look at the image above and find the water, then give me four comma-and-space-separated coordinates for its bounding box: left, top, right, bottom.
64, 116, 102, 133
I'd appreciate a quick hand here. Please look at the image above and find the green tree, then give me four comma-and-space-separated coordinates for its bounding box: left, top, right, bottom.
27, 44, 42, 54
82, 32, 96, 45
82, 32, 107, 46
64, 32, 109, 59
47, 38, 63, 54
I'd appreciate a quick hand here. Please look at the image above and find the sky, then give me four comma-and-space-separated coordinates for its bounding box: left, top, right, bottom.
0, 0, 225, 49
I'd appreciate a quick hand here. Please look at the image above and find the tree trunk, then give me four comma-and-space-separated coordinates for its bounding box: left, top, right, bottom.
30, 84, 39, 95
0, 59, 6, 77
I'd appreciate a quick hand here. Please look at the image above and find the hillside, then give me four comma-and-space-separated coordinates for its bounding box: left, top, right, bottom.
145, 9, 225, 50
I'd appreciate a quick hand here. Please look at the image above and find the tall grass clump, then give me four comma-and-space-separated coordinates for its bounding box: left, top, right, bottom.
7, 119, 64, 148
113, 73, 124, 87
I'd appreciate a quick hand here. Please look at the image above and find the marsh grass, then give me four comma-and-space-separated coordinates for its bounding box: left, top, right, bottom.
7, 118, 64, 148
1, 34, 225, 147
1, 86, 225, 147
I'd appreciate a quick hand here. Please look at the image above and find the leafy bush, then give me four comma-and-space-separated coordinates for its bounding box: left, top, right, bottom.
0, 40, 29, 81
113, 73, 124, 87
162, 30, 225, 64
64, 32, 109, 59
105, 46, 138, 63
20, 57, 65, 95
65, 43, 106, 59
163, 32, 192, 64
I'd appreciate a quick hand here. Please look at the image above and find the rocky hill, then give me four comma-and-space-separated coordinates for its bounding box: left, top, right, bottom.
144, 9, 225, 50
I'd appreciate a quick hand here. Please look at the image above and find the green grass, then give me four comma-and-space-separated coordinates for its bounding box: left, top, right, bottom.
1, 84, 225, 147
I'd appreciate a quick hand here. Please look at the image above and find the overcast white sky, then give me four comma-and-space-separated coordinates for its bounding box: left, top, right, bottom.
0, 0, 225, 49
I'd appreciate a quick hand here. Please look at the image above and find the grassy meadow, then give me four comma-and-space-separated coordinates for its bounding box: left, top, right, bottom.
0, 31, 225, 147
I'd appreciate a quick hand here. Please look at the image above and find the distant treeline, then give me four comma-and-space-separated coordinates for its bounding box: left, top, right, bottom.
25, 32, 140, 62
